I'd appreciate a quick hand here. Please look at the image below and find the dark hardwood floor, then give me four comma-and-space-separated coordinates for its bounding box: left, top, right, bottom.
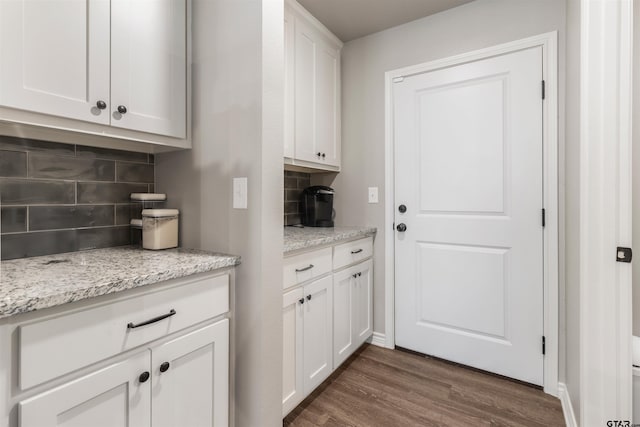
284, 344, 565, 427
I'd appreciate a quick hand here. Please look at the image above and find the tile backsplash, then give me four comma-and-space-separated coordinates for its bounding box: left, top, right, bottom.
0, 136, 155, 260
284, 170, 310, 226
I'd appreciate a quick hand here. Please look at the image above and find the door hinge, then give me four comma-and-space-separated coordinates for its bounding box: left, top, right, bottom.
393, 76, 405, 83
542, 208, 546, 227
542, 336, 546, 355
541, 80, 546, 100
617, 247, 633, 263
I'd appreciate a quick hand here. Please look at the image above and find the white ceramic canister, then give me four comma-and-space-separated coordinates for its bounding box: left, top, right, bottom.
141, 209, 179, 250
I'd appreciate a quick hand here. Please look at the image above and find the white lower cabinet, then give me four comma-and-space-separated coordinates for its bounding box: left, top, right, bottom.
20, 351, 151, 427
152, 320, 229, 427
282, 237, 374, 417
333, 259, 373, 369
19, 319, 229, 427
282, 276, 333, 416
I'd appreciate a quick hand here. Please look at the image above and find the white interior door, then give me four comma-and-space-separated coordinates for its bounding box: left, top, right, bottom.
394, 46, 544, 385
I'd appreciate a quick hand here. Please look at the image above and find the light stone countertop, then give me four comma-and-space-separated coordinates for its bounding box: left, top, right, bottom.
0, 246, 240, 320
284, 226, 377, 254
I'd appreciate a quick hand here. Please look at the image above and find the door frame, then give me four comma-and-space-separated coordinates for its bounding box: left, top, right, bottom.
579, 0, 633, 422
383, 32, 559, 396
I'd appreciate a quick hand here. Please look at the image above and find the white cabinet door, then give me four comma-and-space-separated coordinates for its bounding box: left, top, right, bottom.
354, 259, 373, 346
293, 18, 318, 164
333, 267, 355, 368
152, 320, 229, 427
0, 0, 110, 124
315, 40, 340, 167
282, 287, 304, 416
302, 275, 333, 395
284, 8, 295, 159
111, 0, 187, 138
19, 351, 150, 427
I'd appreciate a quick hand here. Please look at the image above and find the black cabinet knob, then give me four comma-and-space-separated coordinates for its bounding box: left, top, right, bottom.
299, 298, 305, 304
96, 100, 107, 110
398, 204, 407, 213
139, 371, 150, 383
117, 105, 128, 114
322, 153, 326, 158
352, 273, 357, 278
306, 294, 312, 301
317, 152, 321, 157
160, 362, 170, 373
396, 223, 407, 232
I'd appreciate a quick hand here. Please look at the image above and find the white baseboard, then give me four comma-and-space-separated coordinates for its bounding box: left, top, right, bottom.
558, 382, 577, 427
368, 332, 387, 348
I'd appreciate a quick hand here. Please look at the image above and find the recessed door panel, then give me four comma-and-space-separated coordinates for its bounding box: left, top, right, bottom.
417, 76, 507, 214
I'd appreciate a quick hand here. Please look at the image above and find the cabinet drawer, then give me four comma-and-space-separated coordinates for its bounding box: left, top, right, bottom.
19, 274, 229, 390
333, 237, 373, 270
283, 247, 332, 289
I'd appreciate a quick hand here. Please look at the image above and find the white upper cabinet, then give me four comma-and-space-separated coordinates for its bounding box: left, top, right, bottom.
111, 0, 186, 138
0, 0, 188, 146
285, 0, 342, 172
284, 8, 295, 159
0, 0, 111, 125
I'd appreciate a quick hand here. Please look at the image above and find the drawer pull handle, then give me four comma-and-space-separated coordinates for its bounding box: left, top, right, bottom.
160, 362, 171, 373
127, 309, 176, 329
307, 294, 312, 301
299, 298, 305, 305
351, 249, 363, 254
139, 371, 150, 383
295, 264, 314, 273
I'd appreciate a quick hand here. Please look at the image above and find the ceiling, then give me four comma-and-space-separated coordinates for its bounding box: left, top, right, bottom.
296, 0, 476, 42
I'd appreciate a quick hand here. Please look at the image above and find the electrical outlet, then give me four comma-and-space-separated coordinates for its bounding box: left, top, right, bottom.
368, 187, 379, 204
233, 177, 248, 209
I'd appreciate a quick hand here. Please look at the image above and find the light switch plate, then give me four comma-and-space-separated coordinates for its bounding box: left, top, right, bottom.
233, 177, 248, 209
368, 187, 379, 204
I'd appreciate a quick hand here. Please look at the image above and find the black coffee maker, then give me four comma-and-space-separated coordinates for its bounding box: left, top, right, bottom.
300, 186, 334, 227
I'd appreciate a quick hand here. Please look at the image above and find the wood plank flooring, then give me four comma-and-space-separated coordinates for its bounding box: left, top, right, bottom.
284, 344, 565, 427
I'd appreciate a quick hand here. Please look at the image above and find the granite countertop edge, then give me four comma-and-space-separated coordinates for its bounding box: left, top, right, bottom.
283, 226, 377, 254
0, 247, 240, 320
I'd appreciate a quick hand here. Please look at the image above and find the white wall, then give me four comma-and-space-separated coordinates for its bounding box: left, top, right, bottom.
156, 0, 284, 425
324, 0, 574, 404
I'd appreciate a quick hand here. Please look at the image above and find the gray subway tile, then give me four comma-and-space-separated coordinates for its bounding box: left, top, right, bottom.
285, 214, 301, 226
29, 154, 115, 181
0, 150, 27, 177
0, 179, 75, 205
29, 205, 114, 231
76, 226, 130, 251
1, 230, 76, 260
76, 145, 149, 163
115, 204, 136, 225
0, 136, 75, 156
77, 182, 148, 204
1, 206, 27, 233
284, 177, 297, 189
286, 189, 301, 202
297, 178, 310, 190
285, 201, 299, 214
116, 162, 154, 183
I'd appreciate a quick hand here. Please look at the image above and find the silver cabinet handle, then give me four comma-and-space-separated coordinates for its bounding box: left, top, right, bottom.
295, 264, 314, 272
351, 249, 363, 254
